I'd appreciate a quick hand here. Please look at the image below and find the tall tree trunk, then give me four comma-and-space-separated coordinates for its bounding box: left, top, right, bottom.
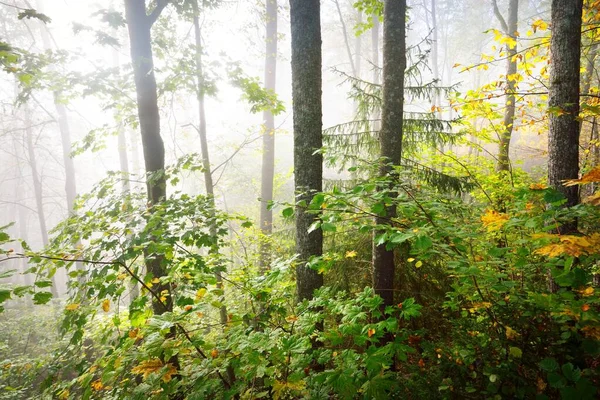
191, 1, 235, 384
124, 0, 171, 316
35, 0, 83, 274
259, 0, 278, 272
355, 9, 362, 78
290, 0, 323, 302
333, 0, 357, 77
371, 11, 380, 132
372, 0, 406, 308
492, 0, 519, 173
548, 0, 583, 228
24, 109, 58, 297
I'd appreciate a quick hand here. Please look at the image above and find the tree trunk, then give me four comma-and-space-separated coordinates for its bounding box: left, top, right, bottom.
333, 0, 357, 77
492, 0, 519, 173
355, 9, 362, 78
124, 0, 171, 315
372, 0, 406, 308
24, 109, 58, 297
259, 0, 278, 272
191, 1, 235, 384
548, 0, 583, 226
372, 11, 380, 132
290, 0, 323, 302
36, 0, 83, 274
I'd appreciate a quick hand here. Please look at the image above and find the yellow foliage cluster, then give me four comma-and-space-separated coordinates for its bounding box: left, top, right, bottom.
131, 359, 177, 383
481, 209, 509, 232
565, 166, 600, 186
534, 233, 600, 258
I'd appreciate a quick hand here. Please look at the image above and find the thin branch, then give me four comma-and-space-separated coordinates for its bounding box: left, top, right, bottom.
491, 0, 509, 34
148, 0, 169, 27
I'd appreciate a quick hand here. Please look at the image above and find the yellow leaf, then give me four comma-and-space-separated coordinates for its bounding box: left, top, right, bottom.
532, 19, 548, 33
565, 166, 600, 186
481, 209, 509, 232
529, 183, 547, 190
407, 258, 415, 263
345, 250, 357, 258
415, 261, 423, 268
131, 359, 164, 380
65, 303, 80, 311
367, 328, 376, 338
196, 288, 207, 301
91, 379, 104, 391
286, 315, 298, 323
102, 299, 110, 313
505, 326, 520, 340
161, 364, 177, 383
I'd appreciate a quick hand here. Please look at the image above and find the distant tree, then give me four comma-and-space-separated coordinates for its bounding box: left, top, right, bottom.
492, 0, 519, 173
290, 0, 323, 301
372, 0, 406, 308
259, 0, 278, 272
548, 0, 583, 232
124, 0, 171, 314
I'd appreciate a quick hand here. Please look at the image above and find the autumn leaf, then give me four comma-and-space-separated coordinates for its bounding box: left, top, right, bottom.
162, 364, 177, 383
531, 19, 548, 33
65, 303, 80, 311
210, 349, 219, 358
582, 304, 591, 312
101, 299, 110, 312
131, 359, 164, 380
196, 288, 207, 301
481, 209, 509, 232
91, 379, 104, 391
345, 250, 357, 258
534, 233, 600, 257
583, 191, 600, 206
367, 328, 376, 338
565, 166, 600, 186
529, 183, 547, 190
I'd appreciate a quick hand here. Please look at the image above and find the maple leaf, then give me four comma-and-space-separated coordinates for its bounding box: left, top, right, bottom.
565, 166, 600, 186
481, 209, 509, 232
132, 359, 164, 380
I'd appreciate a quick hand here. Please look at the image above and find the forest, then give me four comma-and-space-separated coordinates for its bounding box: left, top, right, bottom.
0, 0, 599, 398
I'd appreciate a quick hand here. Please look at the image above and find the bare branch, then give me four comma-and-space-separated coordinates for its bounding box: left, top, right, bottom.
148, 0, 169, 27
491, 0, 509, 34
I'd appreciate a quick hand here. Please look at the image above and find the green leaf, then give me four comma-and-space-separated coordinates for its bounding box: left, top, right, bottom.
539, 358, 558, 372
33, 292, 53, 305
561, 363, 581, 383
282, 207, 294, 218
414, 235, 433, 251
509, 346, 522, 358
0, 289, 11, 303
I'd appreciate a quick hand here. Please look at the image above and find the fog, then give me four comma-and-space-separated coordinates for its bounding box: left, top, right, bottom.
0, 0, 550, 304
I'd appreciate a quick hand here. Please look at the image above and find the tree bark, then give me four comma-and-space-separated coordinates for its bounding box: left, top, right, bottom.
124, 0, 171, 315
492, 0, 519, 173
25, 109, 58, 297
372, 11, 380, 132
290, 0, 323, 302
548, 0, 583, 224
259, 0, 278, 272
372, 0, 406, 308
